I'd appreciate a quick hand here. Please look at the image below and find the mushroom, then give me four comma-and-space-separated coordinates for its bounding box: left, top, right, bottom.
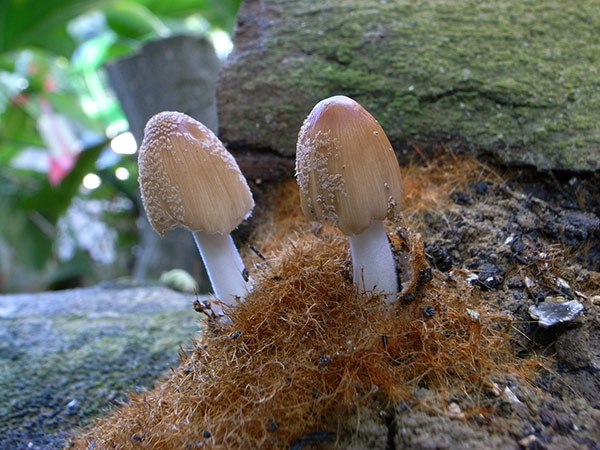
138, 111, 254, 316
295, 96, 402, 300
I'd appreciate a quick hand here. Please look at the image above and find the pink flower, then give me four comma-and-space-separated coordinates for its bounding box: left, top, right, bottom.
48, 153, 79, 186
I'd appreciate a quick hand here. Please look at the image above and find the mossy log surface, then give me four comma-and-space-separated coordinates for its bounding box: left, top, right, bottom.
0, 286, 200, 450
218, 0, 600, 171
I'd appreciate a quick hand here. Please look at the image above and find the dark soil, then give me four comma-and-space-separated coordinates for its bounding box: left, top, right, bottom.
373, 168, 600, 449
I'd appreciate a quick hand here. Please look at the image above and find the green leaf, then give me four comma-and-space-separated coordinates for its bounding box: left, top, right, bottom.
0, 106, 43, 160
105, 1, 168, 40
0, 0, 110, 54
140, 0, 243, 31
0, 54, 15, 71
18, 140, 106, 222
48, 250, 96, 287
9, 210, 55, 270
105, 40, 136, 61
47, 92, 105, 133
0, 139, 106, 271
70, 31, 117, 69
138, 0, 211, 17
27, 26, 78, 58
0, 170, 53, 270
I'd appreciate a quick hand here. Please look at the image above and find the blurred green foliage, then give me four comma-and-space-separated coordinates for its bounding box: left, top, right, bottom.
0, 0, 242, 292
0, 0, 241, 54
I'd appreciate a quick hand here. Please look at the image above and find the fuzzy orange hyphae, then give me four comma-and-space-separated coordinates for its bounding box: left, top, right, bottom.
72, 157, 534, 449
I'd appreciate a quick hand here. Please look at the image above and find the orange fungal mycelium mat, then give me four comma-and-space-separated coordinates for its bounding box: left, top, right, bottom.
72, 154, 537, 449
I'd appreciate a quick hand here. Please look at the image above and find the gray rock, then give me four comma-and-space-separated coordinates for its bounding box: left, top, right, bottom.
218, 0, 600, 171
107, 34, 220, 142
529, 298, 584, 327
0, 285, 204, 449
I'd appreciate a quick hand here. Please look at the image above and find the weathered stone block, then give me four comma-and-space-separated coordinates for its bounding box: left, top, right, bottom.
0, 285, 201, 449
219, 0, 600, 171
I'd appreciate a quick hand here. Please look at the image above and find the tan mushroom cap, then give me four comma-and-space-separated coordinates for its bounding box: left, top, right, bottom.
138, 111, 254, 235
296, 96, 402, 235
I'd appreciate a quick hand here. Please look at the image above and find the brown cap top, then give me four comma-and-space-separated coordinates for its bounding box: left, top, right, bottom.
138, 111, 254, 235
295, 96, 402, 235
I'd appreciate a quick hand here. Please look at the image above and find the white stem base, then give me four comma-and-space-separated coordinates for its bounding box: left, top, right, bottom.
349, 221, 398, 301
192, 231, 249, 315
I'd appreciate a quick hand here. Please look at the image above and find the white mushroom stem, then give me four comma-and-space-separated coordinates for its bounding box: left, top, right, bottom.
192, 230, 249, 315
349, 220, 398, 301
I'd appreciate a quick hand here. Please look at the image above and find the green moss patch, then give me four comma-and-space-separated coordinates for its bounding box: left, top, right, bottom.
219, 0, 600, 170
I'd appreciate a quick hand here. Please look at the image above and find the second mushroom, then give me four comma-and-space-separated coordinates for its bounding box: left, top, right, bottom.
295, 95, 403, 300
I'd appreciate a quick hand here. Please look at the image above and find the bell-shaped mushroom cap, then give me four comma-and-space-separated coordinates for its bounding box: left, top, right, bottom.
138, 111, 254, 235
295, 96, 402, 235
